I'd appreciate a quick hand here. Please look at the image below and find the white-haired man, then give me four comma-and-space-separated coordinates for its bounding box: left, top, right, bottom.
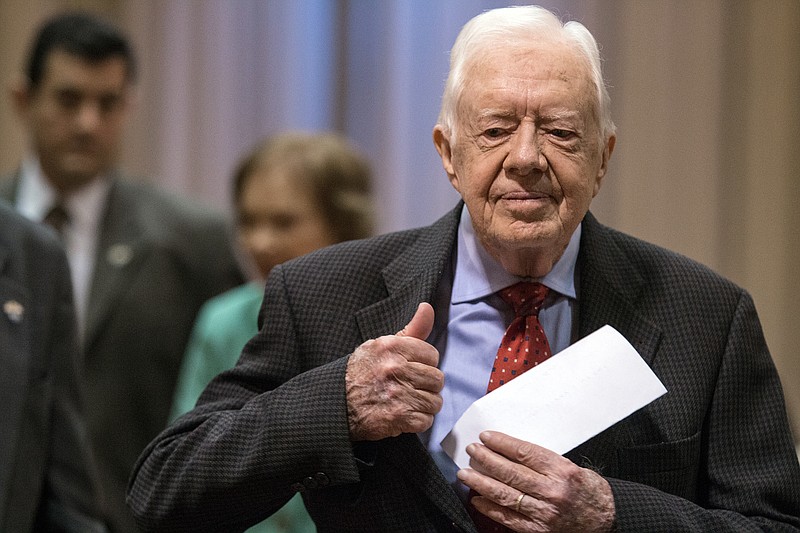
129, 6, 800, 532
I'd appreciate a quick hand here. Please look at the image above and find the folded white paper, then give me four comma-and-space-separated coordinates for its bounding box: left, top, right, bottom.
441, 325, 667, 469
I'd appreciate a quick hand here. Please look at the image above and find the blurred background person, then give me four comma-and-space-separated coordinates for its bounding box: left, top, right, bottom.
170, 131, 374, 533
0, 12, 243, 532
0, 199, 105, 532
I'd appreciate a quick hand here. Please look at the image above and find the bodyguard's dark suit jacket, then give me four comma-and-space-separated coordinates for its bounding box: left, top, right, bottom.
1, 175, 243, 533
129, 204, 800, 532
0, 201, 105, 532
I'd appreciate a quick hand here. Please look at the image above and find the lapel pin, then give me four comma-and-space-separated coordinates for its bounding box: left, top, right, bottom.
3, 300, 24, 323
106, 243, 133, 267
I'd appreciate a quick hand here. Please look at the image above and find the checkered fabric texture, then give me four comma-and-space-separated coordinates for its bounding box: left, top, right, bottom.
127, 205, 800, 532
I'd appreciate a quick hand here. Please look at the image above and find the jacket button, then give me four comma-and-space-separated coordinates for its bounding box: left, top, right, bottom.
302, 476, 319, 489
313, 472, 330, 486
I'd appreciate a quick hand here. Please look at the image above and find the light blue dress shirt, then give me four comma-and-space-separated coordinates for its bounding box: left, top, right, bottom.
425, 207, 581, 498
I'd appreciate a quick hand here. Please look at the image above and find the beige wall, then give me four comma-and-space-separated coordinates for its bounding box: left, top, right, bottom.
590, 0, 800, 438
1, 0, 798, 439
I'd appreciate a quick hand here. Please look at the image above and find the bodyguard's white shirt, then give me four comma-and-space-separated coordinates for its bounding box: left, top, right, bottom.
16, 157, 111, 339
426, 207, 580, 498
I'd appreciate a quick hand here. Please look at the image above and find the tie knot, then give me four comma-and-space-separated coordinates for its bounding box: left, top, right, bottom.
499, 281, 548, 317
44, 202, 70, 236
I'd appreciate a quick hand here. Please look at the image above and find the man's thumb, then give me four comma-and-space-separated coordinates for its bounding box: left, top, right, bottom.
396, 302, 435, 340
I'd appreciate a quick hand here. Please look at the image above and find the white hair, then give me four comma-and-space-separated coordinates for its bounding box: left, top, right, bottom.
437, 5, 615, 140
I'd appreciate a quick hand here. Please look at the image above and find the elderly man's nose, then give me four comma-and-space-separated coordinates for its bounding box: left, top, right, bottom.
505, 130, 547, 175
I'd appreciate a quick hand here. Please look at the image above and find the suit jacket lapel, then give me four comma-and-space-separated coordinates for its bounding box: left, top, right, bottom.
354, 204, 476, 531
565, 212, 663, 472
84, 179, 151, 351
577, 213, 662, 362
355, 204, 460, 341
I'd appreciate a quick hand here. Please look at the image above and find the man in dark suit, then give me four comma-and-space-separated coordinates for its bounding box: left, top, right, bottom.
2, 12, 243, 532
128, 5, 800, 532
0, 200, 106, 532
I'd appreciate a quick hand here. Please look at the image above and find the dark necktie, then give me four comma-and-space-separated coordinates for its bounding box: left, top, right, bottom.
468, 281, 552, 532
43, 202, 70, 238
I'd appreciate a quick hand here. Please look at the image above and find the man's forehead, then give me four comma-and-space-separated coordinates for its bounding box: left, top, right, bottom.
459, 42, 597, 117
467, 40, 589, 83
40, 49, 129, 89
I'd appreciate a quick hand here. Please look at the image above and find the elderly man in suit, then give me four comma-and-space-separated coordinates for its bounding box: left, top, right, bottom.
2, 12, 243, 532
128, 5, 800, 532
0, 200, 106, 532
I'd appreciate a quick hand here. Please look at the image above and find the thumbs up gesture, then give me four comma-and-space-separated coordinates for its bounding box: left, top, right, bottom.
345, 303, 444, 441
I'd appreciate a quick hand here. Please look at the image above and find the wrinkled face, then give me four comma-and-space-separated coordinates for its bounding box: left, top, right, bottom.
17, 50, 130, 192
434, 41, 614, 277
237, 168, 336, 279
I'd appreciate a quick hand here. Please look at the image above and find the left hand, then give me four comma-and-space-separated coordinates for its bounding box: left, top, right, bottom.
457, 431, 615, 533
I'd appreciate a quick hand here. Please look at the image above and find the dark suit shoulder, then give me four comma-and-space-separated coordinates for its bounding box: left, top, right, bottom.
291, 225, 430, 273
280, 204, 460, 283
0, 173, 17, 202
105, 179, 239, 274
583, 213, 743, 299
0, 199, 65, 273
110, 178, 230, 233
578, 213, 749, 359
0, 199, 73, 335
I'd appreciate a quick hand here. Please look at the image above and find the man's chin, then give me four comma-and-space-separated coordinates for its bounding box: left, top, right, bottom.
52, 160, 105, 189
487, 225, 570, 277
503, 218, 560, 243
482, 222, 557, 252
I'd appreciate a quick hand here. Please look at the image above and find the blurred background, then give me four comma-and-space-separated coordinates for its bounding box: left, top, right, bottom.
1, 0, 798, 440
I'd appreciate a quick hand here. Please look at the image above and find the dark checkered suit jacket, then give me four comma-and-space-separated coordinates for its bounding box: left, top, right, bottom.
129, 204, 800, 532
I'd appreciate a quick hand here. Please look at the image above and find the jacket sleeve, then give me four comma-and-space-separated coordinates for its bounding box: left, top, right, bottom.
609, 291, 800, 532
127, 264, 361, 532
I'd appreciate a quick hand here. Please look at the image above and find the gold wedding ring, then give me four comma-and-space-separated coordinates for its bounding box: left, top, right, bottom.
514, 493, 526, 513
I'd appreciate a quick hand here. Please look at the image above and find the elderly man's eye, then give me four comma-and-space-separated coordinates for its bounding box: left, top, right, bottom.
485, 128, 504, 138
550, 129, 573, 139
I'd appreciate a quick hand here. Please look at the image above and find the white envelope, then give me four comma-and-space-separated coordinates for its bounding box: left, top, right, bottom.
441, 325, 667, 469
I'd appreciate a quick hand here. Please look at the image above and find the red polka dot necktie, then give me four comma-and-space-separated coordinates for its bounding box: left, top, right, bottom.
468, 281, 552, 533
488, 281, 552, 392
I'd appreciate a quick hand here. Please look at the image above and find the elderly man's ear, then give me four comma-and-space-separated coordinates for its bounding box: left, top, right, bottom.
594, 134, 616, 197
433, 125, 457, 184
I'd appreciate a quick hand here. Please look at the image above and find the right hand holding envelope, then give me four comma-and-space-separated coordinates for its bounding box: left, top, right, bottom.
458, 431, 615, 532
346, 302, 444, 441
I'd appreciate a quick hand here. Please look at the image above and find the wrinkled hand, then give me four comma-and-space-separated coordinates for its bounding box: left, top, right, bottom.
346, 302, 444, 441
458, 431, 615, 533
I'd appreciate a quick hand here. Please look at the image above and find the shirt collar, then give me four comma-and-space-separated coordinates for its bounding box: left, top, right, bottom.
452, 206, 580, 304
17, 155, 112, 230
